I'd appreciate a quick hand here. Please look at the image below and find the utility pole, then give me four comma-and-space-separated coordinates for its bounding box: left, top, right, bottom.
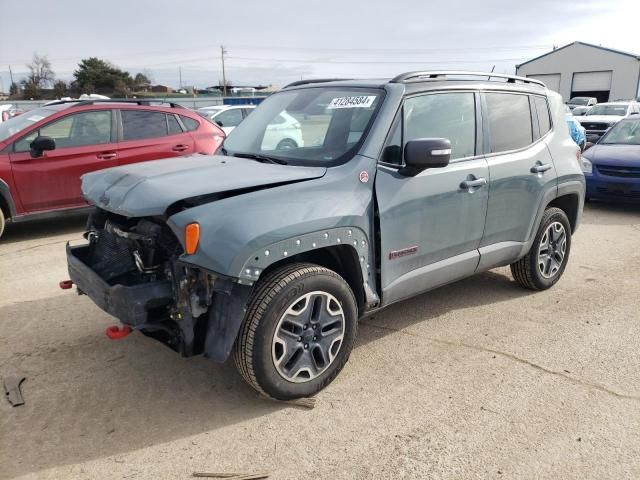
179, 66, 183, 89
8, 65, 14, 86
220, 45, 227, 96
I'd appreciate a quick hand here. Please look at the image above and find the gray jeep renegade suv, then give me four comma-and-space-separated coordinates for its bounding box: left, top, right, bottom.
66, 71, 585, 400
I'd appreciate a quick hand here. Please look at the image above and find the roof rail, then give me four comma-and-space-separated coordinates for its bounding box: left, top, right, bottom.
390, 71, 545, 87
283, 78, 353, 88
45, 99, 184, 108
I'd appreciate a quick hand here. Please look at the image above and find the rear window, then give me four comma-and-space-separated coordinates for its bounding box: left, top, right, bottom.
122, 110, 167, 140
534, 96, 552, 136
180, 115, 199, 131
486, 93, 533, 153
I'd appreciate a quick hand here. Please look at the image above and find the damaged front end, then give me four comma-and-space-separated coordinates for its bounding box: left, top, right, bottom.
66, 209, 251, 361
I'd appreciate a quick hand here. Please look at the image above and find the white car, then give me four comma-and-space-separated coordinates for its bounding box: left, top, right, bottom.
577, 101, 640, 143
199, 105, 304, 150
0, 104, 18, 123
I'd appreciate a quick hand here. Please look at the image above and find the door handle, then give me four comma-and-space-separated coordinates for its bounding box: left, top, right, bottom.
460, 178, 487, 190
172, 144, 189, 152
531, 163, 552, 173
96, 152, 117, 160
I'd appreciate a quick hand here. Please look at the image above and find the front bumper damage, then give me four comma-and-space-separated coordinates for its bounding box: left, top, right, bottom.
66, 214, 252, 362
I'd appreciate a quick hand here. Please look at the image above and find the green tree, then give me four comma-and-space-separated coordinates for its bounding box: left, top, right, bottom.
21, 80, 40, 99
9, 82, 19, 97
53, 80, 67, 98
73, 57, 133, 94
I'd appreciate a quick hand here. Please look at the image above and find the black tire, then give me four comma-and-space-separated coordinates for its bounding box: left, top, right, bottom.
0, 208, 5, 239
233, 263, 358, 400
275, 138, 297, 150
510, 207, 572, 291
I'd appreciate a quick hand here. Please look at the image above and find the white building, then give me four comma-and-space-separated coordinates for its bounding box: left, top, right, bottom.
516, 41, 640, 103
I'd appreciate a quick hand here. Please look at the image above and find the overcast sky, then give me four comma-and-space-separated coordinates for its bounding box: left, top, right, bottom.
1, 0, 639, 90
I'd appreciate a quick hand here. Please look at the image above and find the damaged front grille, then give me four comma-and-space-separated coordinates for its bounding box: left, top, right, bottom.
85, 210, 181, 286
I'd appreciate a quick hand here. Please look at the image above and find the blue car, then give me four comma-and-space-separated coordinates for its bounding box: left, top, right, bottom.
581, 117, 640, 202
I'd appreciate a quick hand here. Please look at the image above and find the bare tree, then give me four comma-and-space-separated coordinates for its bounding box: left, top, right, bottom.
26, 53, 55, 89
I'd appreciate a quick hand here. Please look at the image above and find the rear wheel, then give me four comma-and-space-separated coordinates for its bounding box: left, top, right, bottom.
234, 263, 358, 400
510, 207, 571, 290
276, 138, 297, 150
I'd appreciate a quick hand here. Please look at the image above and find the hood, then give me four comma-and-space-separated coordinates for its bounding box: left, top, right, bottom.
583, 144, 640, 166
82, 154, 326, 217
578, 115, 624, 124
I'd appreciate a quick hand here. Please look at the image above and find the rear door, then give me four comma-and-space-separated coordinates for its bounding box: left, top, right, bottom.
9, 109, 117, 212
376, 91, 489, 305
477, 92, 556, 269
116, 109, 195, 166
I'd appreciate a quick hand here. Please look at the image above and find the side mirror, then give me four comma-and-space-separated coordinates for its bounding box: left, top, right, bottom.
583, 142, 594, 151
215, 120, 223, 127
400, 138, 451, 176
30, 136, 56, 158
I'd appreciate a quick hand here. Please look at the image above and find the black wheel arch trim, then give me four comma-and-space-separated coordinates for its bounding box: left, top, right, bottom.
0, 178, 17, 218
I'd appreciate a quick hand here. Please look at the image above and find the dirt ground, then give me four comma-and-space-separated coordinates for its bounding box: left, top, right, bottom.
1, 202, 639, 480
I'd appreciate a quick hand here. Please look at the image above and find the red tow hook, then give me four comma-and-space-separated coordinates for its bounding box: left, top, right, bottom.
106, 325, 132, 340
59, 280, 74, 290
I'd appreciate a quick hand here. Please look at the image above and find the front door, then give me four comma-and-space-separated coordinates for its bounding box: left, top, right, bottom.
9, 109, 117, 213
376, 91, 489, 306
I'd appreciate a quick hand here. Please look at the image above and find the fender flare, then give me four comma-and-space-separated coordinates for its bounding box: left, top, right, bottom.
0, 179, 17, 219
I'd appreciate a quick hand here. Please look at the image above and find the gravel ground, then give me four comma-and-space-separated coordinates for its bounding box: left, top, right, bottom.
1, 202, 639, 480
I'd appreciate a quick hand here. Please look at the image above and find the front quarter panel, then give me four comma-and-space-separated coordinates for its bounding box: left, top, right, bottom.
167, 155, 377, 290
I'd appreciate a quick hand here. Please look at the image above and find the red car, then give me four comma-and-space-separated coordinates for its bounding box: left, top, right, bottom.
0, 100, 225, 237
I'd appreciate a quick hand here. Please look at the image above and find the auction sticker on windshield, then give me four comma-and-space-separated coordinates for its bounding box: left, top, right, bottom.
328, 96, 376, 109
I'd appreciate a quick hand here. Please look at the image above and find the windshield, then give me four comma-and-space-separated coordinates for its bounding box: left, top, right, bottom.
586, 104, 628, 116
222, 87, 383, 165
568, 98, 590, 106
601, 119, 640, 145
0, 107, 58, 143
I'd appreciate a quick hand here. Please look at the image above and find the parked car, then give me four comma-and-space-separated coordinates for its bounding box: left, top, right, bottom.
0, 104, 19, 123
199, 105, 304, 149
566, 112, 586, 150
0, 99, 224, 238
571, 106, 590, 116
577, 101, 640, 143
66, 72, 584, 400
581, 117, 640, 202
567, 96, 597, 112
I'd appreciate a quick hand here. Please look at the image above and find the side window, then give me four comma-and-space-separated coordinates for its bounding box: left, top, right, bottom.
404, 92, 476, 160
215, 109, 244, 127
167, 114, 183, 135
243, 108, 254, 117
180, 115, 199, 132
485, 93, 533, 153
121, 110, 167, 141
534, 96, 552, 137
14, 110, 112, 152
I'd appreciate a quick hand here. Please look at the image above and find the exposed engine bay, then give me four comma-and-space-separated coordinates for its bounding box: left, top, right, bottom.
67, 209, 251, 360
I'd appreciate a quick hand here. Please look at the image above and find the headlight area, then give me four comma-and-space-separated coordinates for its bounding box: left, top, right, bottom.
580, 157, 593, 174
70, 209, 252, 360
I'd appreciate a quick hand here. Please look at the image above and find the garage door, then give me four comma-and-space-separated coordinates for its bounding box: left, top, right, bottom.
526, 74, 561, 92
572, 71, 612, 91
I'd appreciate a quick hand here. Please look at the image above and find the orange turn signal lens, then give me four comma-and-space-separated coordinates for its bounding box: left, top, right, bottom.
184, 223, 200, 255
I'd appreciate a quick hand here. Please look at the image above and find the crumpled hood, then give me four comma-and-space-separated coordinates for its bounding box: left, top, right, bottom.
578, 115, 624, 125
82, 154, 326, 217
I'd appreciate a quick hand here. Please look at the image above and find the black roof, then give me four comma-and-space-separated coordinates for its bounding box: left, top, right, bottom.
516, 41, 640, 69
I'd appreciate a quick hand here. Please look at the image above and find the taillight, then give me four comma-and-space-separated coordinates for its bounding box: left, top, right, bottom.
1, 112, 8, 122
184, 223, 200, 255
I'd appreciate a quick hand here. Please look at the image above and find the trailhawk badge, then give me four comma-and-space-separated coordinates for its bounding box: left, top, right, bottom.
359, 171, 369, 183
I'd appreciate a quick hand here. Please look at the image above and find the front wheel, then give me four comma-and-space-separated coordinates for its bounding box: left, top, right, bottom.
0, 208, 5, 239
275, 138, 298, 150
510, 207, 572, 290
233, 263, 358, 400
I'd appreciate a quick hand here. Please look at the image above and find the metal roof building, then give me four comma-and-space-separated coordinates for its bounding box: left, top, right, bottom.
516, 41, 640, 103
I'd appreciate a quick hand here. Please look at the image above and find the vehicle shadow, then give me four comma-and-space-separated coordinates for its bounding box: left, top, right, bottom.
1, 213, 87, 246
0, 267, 531, 478
581, 200, 640, 226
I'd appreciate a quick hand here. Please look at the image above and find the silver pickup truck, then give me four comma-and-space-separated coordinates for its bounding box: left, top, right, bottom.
66, 71, 585, 400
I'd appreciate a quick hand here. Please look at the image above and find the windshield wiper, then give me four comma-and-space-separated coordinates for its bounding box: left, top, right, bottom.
232, 152, 289, 165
